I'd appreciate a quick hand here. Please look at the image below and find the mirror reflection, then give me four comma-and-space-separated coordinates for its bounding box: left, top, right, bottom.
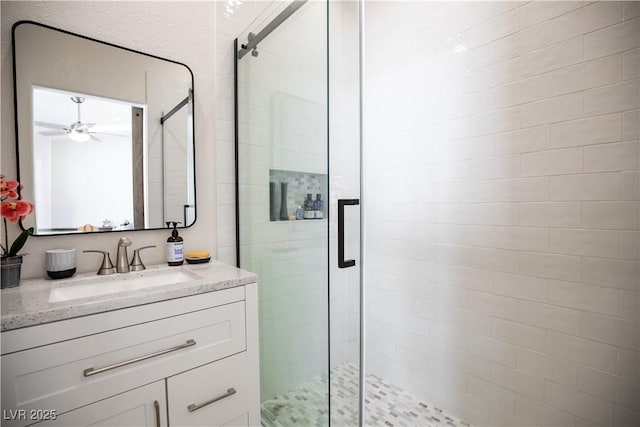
13, 21, 196, 235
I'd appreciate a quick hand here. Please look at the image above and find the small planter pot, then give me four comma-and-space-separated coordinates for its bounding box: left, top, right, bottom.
1, 256, 23, 289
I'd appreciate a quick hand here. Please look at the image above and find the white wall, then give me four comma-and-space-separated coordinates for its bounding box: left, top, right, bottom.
1, 1, 216, 278
365, 1, 639, 426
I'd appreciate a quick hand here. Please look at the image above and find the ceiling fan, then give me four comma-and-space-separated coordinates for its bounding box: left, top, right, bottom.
35, 96, 130, 142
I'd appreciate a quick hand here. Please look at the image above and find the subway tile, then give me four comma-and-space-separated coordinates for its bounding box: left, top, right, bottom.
544, 381, 614, 426
623, 110, 639, 140
493, 272, 549, 303
550, 228, 620, 258
471, 248, 520, 274
617, 348, 640, 381
548, 1, 623, 44
623, 49, 639, 80
475, 203, 521, 226
469, 333, 517, 367
549, 173, 621, 201
492, 226, 549, 252
517, 348, 578, 387
467, 375, 516, 413
470, 155, 521, 180
470, 291, 519, 320
582, 201, 640, 230
516, 394, 578, 427
550, 113, 622, 149
488, 406, 536, 427
519, 300, 581, 335
449, 135, 494, 160
470, 57, 521, 92
449, 181, 494, 202
512, 74, 552, 105
494, 125, 549, 155
550, 54, 623, 96
580, 311, 639, 349
585, 18, 640, 60
522, 147, 583, 177
548, 280, 620, 316
492, 318, 546, 352
624, 1, 640, 20
513, 21, 550, 55
577, 366, 640, 410
614, 404, 640, 427
546, 330, 618, 372
620, 230, 640, 260
518, 1, 585, 29
584, 141, 640, 172
618, 289, 639, 320
465, 9, 520, 49
491, 362, 544, 399
521, 37, 584, 78
494, 177, 549, 202
470, 106, 520, 136
581, 256, 640, 290
448, 265, 494, 292
585, 81, 640, 117
519, 202, 582, 228
521, 93, 583, 128
519, 251, 582, 282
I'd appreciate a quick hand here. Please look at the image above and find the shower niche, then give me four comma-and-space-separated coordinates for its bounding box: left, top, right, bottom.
269, 169, 327, 222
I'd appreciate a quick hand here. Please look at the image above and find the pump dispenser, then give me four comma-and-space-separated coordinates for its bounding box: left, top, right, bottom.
166, 221, 184, 266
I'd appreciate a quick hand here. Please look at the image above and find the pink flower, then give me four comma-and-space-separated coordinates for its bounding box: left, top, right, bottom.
2, 200, 34, 223
0, 180, 20, 199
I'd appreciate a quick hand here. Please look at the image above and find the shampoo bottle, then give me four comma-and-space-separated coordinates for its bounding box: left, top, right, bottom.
166, 221, 184, 266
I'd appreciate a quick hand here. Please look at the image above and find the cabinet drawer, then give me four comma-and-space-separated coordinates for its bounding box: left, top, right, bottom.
2, 301, 245, 425
167, 352, 253, 427
33, 380, 166, 427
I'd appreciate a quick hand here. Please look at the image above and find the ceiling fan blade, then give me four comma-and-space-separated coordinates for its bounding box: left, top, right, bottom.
39, 130, 66, 136
90, 132, 130, 138
90, 134, 103, 142
79, 123, 97, 130
35, 121, 69, 131
90, 124, 131, 132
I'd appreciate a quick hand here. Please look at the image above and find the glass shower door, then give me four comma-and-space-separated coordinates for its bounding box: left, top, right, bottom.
235, 1, 362, 426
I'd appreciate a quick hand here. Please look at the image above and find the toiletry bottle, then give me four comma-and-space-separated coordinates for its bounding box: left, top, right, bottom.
303, 194, 314, 219
166, 221, 184, 266
296, 205, 304, 220
315, 194, 324, 219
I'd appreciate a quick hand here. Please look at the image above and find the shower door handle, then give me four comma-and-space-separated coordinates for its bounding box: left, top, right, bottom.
338, 198, 359, 268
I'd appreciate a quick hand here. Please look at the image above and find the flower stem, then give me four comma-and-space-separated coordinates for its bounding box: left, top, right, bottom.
3, 218, 8, 257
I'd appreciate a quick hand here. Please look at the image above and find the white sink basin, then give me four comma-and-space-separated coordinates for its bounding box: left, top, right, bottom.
48, 269, 201, 303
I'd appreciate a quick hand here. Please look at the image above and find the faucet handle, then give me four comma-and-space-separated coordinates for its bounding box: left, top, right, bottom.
129, 246, 156, 272
83, 250, 116, 275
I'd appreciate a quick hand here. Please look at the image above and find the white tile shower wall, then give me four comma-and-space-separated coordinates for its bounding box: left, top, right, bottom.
365, 2, 639, 426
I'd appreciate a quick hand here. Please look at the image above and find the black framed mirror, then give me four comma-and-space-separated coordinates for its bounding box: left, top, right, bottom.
12, 21, 196, 235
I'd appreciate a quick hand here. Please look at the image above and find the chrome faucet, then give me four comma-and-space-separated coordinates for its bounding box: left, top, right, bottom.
116, 237, 132, 273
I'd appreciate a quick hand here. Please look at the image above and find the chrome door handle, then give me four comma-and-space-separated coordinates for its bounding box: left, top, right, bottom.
187, 388, 237, 412
154, 400, 161, 427
83, 339, 196, 377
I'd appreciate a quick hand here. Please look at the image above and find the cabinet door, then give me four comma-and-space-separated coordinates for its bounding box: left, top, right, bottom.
167, 352, 254, 427
34, 381, 167, 427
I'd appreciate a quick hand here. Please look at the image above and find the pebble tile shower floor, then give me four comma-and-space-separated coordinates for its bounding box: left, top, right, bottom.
261, 363, 470, 427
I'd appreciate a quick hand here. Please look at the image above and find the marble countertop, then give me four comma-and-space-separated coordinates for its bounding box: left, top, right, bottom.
1, 261, 258, 331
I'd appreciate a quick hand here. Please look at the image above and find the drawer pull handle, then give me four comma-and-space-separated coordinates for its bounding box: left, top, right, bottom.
83, 339, 196, 377
187, 388, 237, 412
154, 400, 161, 427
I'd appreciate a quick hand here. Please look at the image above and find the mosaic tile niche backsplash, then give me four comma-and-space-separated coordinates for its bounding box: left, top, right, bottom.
269, 169, 327, 221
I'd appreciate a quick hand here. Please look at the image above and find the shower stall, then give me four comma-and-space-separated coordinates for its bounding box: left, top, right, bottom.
234, 1, 639, 426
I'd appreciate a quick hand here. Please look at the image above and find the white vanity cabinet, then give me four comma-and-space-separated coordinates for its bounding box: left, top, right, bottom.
1, 283, 260, 427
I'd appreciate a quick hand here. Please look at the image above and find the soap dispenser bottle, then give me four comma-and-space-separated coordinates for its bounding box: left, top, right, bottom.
166, 221, 184, 266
